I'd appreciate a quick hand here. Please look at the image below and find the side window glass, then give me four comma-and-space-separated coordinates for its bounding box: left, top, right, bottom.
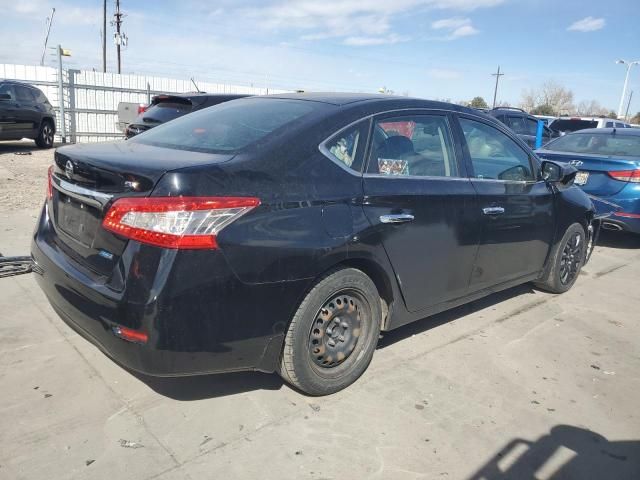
460, 117, 535, 182
506, 116, 526, 134
16, 86, 33, 103
367, 115, 458, 177
0, 84, 15, 100
606, 121, 614, 128
324, 121, 368, 172
526, 118, 540, 136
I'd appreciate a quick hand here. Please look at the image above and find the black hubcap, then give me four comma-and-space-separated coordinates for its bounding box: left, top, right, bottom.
559, 232, 583, 285
309, 292, 362, 368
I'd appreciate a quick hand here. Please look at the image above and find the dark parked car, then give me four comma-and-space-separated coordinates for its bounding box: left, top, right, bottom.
537, 128, 640, 234
0, 80, 55, 148
488, 107, 556, 148
33, 93, 599, 395
124, 92, 250, 138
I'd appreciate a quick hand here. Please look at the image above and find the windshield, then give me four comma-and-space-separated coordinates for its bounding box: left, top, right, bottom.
549, 119, 597, 133
545, 133, 640, 157
141, 101, 193, 123
131, 98, 315, 153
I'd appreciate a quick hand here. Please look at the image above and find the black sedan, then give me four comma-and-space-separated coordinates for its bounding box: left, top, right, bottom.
124, 92, 250, 138
33, 93, 598, 395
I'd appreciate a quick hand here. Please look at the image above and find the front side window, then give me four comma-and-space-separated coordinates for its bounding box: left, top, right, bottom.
460, 117, 535, 181
526, 118, 540, 136
324, 121, 368, 172
132, 98, 316, 153
367, 115, 459, 177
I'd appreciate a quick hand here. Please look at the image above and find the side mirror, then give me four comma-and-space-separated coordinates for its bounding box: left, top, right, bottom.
0, 93, 11, 101
541, 160, 577, 185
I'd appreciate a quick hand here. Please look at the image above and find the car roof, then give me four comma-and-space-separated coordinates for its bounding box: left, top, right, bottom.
0, 79, 37, 88
564, 127, 640, 136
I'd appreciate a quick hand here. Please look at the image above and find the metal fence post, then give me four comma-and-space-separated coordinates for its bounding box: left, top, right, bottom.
56, 45, 67, 143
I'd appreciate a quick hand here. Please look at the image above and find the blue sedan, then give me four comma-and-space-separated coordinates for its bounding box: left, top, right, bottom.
536, 128, 640, 234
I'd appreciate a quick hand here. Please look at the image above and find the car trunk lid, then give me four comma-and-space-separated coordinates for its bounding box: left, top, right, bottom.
49, 141, 234, 277
536, 150, 639, 196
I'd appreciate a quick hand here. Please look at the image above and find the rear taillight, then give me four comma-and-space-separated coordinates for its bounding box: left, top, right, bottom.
608, 169, 640, 183
102, 196, 260, 249
137, 104, 148, 115
47, 165, 53, 199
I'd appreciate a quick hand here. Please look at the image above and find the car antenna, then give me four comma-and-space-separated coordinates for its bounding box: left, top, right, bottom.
190, 77, 202, 93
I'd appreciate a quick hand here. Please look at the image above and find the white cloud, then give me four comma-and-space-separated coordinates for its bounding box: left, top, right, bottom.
567, 16, 606, 32
244, 0, 501, 44
343, 34, 409, 46
427, 68, 462, 79
431, 17, 479, 39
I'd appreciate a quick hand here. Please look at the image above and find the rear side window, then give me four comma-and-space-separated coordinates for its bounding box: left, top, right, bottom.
324, 121, 368, 172
367, 115, 459, 177
132, 98, 315, 153
460, 117, 535, 181
0, 83, 15, 99
505, 116, 527, 134
550, 119, 598, 132
15, 86, 34, 102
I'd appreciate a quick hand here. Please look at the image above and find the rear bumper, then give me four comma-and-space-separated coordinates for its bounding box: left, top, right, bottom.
31, 204, 306, 376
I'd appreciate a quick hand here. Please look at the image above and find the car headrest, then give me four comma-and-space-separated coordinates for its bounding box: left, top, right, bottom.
378, 135, 415, 158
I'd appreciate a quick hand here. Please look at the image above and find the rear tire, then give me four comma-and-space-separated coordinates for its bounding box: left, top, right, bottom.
534, 223, 586, 294
279, 268, 381, 396
35, 120, 54, 148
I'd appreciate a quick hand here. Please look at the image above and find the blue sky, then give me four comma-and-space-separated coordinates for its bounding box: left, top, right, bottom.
1, 0, 638, 113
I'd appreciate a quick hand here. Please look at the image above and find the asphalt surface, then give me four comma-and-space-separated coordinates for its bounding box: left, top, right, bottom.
1, 142, 639, 479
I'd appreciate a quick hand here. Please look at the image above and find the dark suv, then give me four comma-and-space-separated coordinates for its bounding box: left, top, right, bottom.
125, 93, 250, 138
0, 80, 56, 148
488, 107, 556, 148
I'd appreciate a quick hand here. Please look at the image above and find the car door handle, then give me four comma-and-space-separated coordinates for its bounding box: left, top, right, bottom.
380, 214, 415, 224
482, 206, 505, 215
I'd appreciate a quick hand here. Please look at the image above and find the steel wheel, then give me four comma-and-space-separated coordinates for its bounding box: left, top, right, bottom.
308, 291, 363, 368
559, 231, 583, 285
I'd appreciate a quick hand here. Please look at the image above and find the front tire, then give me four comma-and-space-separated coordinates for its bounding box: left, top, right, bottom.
279, 268, 381, 396
534, 223, 586, 294
35, 120, 54, 148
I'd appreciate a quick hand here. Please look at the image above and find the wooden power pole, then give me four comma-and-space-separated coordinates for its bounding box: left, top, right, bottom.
491, 66, 504, 109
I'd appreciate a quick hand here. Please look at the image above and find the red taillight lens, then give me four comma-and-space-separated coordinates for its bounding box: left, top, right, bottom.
608, 169, 640, 183
113, 326, 148, 344
47, 165, 54, 199
137, 104, 148, 115
102, 196, 260, 250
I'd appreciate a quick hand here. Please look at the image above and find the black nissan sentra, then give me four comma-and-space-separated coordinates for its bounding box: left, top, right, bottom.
33, 93, 599, 395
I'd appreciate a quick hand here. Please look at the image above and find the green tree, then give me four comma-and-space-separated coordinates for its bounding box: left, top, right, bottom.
607, 111, 618, 119
531, 104, 555, 116
469, 96, 488, 109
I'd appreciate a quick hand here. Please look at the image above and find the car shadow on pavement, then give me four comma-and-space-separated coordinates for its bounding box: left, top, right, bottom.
378, 283, 538, 350
596, 230, 640, 249
129, 369, 284, 401
467, 425, 640, 479
0, 141, 58, 154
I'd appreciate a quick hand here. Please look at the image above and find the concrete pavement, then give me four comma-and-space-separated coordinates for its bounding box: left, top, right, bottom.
1, 213, 639, 479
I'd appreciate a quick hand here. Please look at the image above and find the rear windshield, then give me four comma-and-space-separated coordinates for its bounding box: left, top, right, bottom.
545, 133, 640, 157
141, 101, 193, 123
131, 98, 315, 153
549, 119, 597, 133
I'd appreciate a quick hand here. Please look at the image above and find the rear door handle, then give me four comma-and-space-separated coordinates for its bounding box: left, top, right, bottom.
482, 206, 505, 215
380, 214, 414, 224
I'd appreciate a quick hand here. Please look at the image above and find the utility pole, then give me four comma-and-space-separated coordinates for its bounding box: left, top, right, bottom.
616, 60, 639, 118
56, 45, 70, 143
40, 8, 55, 66
102, 0, 107, 72
113, 0, 127, 74
625, 90, 633, 121
491, 65, 504, 109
